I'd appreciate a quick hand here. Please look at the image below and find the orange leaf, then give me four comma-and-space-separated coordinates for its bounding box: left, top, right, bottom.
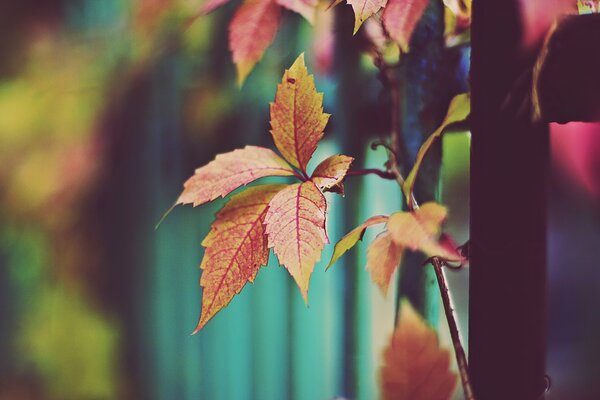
382, 0, 429, 52
194, 184, 287, 333
176, 146, 295, 207
270, 53, 330, 173
264, 181, 328, 301
276, 0, 318, 23
229, 0, 281, 85
311, 154, 354, 192
366, 232, 403, 295
348, 0, 387, 34
381, 300, 458, 400
327, 215, 388, 269
387, 202, 458, 260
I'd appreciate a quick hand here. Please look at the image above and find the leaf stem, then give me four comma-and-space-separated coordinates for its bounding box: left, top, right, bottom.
430, 257, 476, 400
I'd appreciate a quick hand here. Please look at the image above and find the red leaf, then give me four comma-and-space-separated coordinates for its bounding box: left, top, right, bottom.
194, 184, 287, 333
176, 146, 295, 207
381, 300, 458, 399
264, 181, 328, 301
276, 0, 318, 23
366, 232, 403, 295
311, 154, 354, 192
270, 53, 330, 174
382, 0, 429, 52
229, 0, 281, 85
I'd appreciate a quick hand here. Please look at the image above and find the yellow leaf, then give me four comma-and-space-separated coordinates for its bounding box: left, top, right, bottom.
264, 181, 328, 301
380, 300, 458, 400
327, 215, 388, 269
348, 0, 387, 34
403, 93, 470, 203
311, 154, 354, 192
270, 53, 330, 173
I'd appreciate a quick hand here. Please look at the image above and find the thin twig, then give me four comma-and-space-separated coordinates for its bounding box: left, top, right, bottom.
431, 257, 476, 400
346, 168, 396, 180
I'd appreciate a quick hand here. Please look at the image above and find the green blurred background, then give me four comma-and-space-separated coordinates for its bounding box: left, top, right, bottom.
0, 0, 599, 399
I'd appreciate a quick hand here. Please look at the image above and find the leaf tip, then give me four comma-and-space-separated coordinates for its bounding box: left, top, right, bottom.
236, 61, 255, 87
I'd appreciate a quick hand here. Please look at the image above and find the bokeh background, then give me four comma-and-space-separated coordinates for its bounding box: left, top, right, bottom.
0, 0, 599, 399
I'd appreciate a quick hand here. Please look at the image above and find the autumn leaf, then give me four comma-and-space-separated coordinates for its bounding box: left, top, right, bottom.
311, 154, 354, 192
366, 232, 403, 295
403, 93, 470, 203
229, 0, 281, 85
264, 181, 328, 301
176, 145, 295, 207
276, 0, 318, 23
380, 300, 458, 400
327, 215, 388, 269
348, 0, 387, 34
387, 202, 458, 260
312, 6, 336, 75
194, 184, 286, 333
270, 53, 330, 174
382, 0, 429, 52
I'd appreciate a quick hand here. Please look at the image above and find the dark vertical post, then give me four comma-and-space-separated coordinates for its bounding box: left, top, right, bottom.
470, 1, 548, 399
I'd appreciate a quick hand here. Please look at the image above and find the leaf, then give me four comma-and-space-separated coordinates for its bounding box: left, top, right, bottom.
382, 0, 429, 52
264, 181, 328, 301
276, 0, 318, 23
327, 215, 388, 269
311, 154, 354, 192
403, 93, 470, 202
380, 300, 458, 400
194, 184, 287, 333
312, 6, 336, 75
348, 0, 387, 34
201, 0, 231, 14
366, 232, 403, 295
176, 146, 295, 207
270, 53, 330, 174
229, 0, 281, 85
387, 202, 458, 260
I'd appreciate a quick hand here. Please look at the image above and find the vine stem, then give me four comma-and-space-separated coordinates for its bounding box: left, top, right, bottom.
346, 168, 396, 180
431, 257, 476, 400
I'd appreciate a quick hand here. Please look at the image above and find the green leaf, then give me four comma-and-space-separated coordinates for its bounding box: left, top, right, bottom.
326, 215, 388, 270
403, 93, 470, 203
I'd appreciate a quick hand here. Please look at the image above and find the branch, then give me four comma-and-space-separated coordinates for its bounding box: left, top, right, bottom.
430, 257, 476, 400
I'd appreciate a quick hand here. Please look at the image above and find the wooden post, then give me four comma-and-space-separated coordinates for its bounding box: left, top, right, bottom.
470, 1, 548, 398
